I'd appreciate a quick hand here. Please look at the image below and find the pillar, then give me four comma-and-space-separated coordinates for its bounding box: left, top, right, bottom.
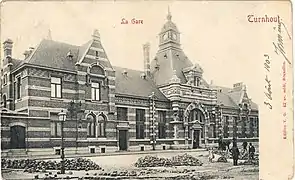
204, 116, 209, 146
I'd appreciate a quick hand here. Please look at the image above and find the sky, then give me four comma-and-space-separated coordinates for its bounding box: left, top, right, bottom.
0, 1, 292, 106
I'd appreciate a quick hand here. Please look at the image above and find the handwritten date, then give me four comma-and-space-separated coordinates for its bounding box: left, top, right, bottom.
264, 54, 272, 110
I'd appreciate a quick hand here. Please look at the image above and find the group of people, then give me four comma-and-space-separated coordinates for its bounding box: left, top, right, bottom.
209, 137, 256, 166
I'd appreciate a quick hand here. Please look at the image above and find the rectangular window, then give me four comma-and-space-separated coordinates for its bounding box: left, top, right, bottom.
51, 121, 61, 137
233, 116, 238, 138
16, 76, 21, 99
223, 116, 229, 138
51, 77, 62, 98
117, 107, 128, 121
136, 109, 145, 139
158, 111, 166, 139
241, 116, 246, 138
91, 82, 100, 101
3, 74, 7, 85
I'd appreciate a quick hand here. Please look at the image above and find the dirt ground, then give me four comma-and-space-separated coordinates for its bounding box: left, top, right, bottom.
2, 150, 258, 180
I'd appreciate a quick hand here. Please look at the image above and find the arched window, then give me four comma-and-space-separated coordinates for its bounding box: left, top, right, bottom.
188, 109, 205, 138
3, 94, 7, 108
97, 115, 106, 137
87, 114, 96, 138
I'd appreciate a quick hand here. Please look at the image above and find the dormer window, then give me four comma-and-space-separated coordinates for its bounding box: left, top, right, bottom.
193, 77, 200, 86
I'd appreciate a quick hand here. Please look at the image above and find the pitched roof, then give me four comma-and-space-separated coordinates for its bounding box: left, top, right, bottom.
26, 39, 79, 71
114, 66, 168, 101
151, 49, 193, 85
213, 85, 258, 110
11, 58, 24, 70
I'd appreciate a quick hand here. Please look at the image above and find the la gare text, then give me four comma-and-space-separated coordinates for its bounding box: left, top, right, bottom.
121, 18, 144, 25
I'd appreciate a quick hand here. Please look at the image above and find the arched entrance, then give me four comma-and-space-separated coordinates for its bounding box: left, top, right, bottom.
10, 125, 26, 149
188, 109, 205, 148
184, 101, 208, 149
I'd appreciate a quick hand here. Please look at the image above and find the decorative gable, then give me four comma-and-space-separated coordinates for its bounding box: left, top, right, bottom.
182, 64, 203, 86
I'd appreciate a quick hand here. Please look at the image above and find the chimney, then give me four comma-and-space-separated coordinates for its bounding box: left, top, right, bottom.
3, 39, 13, 58
23, 50, 30, 59
143, 42, 150, 76
67, 50, 74, 60
23, 47, 35, 59
92, 29, 101, 41
140, 72, 147, 79
210, 80, 213, 85
122, 70, 128, 76
233, 82, 243, 91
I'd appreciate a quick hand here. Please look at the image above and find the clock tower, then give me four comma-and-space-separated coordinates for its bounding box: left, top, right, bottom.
159, 7, 181, 50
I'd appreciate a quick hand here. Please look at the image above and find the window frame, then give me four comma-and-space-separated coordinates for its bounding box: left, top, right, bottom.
91, 81, 101, 101
51, 76, 62, 98
223, 116, 229, 138
117, 107, 128, 121
158, 111, 166, 139
3, 74, 7, 85
2, 94, 7, 108
15, 76, 21, 100
87, 114, 96, 138
97, 115, 106, 137
136, 109, 145, 139
51, 121, 62, 138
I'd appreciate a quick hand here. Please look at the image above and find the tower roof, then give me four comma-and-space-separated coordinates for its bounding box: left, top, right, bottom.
160, 7, 179, 33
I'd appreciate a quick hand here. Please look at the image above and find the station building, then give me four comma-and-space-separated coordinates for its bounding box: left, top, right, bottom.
0, 11, 259, 157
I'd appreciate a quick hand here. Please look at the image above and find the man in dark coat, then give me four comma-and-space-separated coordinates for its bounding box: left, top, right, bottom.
218, 136, 223, 150
249, 143, 255, 160
242, 142, 248, 150
231, 142, 240, 166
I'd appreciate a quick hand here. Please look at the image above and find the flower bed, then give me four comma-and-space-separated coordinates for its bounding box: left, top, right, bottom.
134, 153, 203, 168
1, 158, 102, 173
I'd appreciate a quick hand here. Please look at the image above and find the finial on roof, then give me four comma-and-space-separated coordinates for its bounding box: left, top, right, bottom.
47, 29, 52, 40
169, 69, 180, 84
167, 6, 172, 21
92, 29, 101, 41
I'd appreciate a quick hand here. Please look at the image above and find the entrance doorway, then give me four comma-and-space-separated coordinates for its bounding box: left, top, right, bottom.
193, 130, 200, 149
119, 130, 128, 151
10, 125, 26, 149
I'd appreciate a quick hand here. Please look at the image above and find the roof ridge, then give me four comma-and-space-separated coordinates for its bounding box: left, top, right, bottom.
227, 93, 239, 107
25, 39, 43, 63
77, 39, 93, 64
42, 38, 80, 48
114, 66, 144, 72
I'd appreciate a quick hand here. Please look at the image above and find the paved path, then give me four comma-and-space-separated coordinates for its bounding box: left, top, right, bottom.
4, 148, 207, 160
2, 150, 259, 180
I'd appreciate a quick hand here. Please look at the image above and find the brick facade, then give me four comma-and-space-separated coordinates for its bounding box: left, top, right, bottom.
0, 12, 259, 157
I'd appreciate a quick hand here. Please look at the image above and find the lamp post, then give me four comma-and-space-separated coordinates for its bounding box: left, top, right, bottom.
58, 110, 67, 174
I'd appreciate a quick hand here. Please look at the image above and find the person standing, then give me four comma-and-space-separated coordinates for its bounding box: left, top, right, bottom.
231, 142, 240, 166
249, 143, 255, 160
208, 148, 215, 163
218, 136, 223, 150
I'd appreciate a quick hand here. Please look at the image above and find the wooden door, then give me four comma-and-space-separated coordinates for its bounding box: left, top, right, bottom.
10, 125, 26, 149
193, 130, 200, 149
119, 130, 127, 151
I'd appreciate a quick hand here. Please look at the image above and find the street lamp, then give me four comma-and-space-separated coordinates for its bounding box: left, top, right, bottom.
58, 109, 67, 174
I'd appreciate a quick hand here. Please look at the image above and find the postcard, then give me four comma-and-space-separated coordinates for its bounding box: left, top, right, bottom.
0, 1, 293, 180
